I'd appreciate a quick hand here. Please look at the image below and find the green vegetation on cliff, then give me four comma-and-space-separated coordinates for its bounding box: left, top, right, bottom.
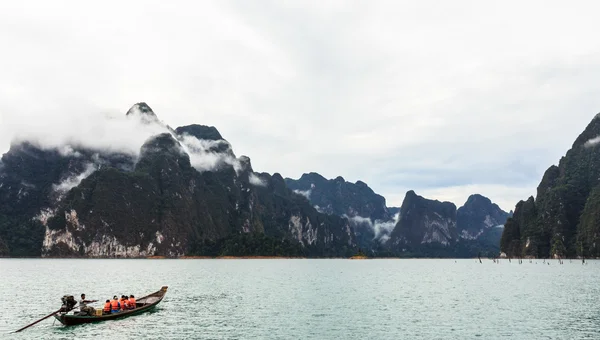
190, 233, 305, 257
285, 173, 392, 221
501, 114, 600, 258
40, 130, 355, 257
0, 102, 512, 258
0, 214, 44, 257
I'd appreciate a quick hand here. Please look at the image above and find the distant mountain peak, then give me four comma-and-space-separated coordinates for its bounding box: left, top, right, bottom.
464, 194, 493, 207
138, 133, 185, 159
175, 125, 224, 141
285, 173, 391, 223
457, 193, 510, 239
405, 190, 417, 197
298, 172, 327, 183
391, 191, 457, 246
238, 155, 253, 173
572, 113, 600, 148
126, 102, 159, 124
355, 180, 369, 189
389, 191, 508, 252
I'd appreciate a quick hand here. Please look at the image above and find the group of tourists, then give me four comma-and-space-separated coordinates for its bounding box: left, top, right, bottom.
78, 293, 137, 316
103, 295, 137, 314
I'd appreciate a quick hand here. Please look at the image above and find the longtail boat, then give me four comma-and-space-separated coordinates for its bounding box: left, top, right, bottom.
54, 286, 168, 326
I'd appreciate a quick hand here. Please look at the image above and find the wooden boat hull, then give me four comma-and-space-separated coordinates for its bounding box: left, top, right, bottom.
54, 286, 168, 326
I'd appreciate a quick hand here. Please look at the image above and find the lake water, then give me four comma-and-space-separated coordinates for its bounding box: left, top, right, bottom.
1, 258, 599, 339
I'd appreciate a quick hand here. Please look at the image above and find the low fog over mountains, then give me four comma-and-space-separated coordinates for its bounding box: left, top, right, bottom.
0, 103, 510, 258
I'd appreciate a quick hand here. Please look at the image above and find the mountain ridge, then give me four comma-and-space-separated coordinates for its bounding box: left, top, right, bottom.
0, 103, 356, 258
286, 174, 510, 257
0, 102, 510, 258
500, 112, 600, 258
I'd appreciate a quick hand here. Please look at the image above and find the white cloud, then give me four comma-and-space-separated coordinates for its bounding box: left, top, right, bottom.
584, 136, 600, 148
178, 134, 244, 174
3, 103, 170, 157
2, 1, 600, 211
57, 145, 82, 158
372, 214, 399, 243
52, 163, 97, 197
344, 213, 399, 243
293, 189, 311, 200
346, 215, 371, 225
248, 173, 267, 187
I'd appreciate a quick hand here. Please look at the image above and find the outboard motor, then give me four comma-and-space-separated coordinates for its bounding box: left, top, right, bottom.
60, 295, 77, 312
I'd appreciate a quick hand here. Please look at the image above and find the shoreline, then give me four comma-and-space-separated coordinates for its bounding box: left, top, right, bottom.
1, 256, 591, 260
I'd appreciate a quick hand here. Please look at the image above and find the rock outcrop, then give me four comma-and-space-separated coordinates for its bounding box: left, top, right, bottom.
457, 194, 510, 240
285, 173, 396, 248
389, 190, 458, 247
386, 191, 510, 257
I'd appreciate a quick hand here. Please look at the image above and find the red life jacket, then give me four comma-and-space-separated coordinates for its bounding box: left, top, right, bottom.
110, 299, 120, 311
103, 302, 111, 312
128, 298, 136, 309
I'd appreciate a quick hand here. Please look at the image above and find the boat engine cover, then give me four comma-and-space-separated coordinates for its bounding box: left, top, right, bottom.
61, 295, 77, 311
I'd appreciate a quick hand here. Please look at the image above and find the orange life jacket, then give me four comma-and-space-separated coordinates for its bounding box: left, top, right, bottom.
110, 299, 120, 311
128, 298, 136, 308
103, 302, 111, 312
120, 299, 129, 309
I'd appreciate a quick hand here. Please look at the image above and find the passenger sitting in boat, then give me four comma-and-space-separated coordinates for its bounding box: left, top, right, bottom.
103, 300, 111, 315
79, 294, 98, 316
110, 296, 121, 313
128, 295, 136, 309
120, 295, 129, 310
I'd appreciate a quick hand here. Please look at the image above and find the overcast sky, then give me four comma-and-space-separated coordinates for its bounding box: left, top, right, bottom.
2, 0, 600, 211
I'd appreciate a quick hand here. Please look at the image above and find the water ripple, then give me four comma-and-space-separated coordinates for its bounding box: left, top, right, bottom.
1, 259, 600, 339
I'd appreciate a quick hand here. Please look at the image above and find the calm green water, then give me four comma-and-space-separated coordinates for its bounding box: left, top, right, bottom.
1, 259, 599, 339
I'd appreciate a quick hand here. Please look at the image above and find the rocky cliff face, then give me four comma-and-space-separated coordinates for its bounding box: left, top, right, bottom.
0, 236, 8, 256
285, 173, 397, 248
389, 190, 458, 247
386, 191, 510, 257
0, 101, 514, 258
0, 138, 134, 256
285, 173, 392, 220
501, 113, 600, 258
0, 103, 355, 257
457, 194, 510, 240
285, 173, 509, 257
